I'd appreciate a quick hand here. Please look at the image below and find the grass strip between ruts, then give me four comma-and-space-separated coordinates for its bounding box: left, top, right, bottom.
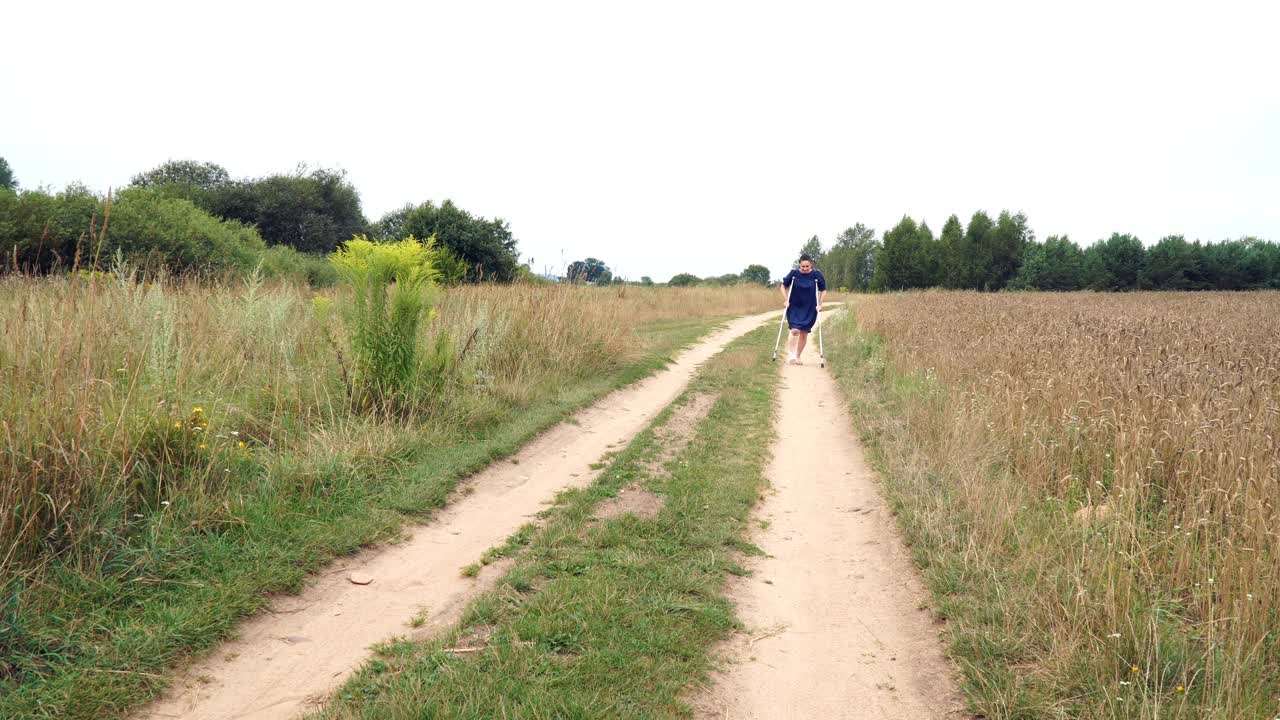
307, 326, 780, 720
0, 317, 728, 720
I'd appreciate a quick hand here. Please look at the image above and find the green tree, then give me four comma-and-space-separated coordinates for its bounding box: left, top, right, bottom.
0, 157, 16, 191
1010, 235, 1086, 290
988, 210, 1032, 290
1085, 233, 1145, 290
370, 204, 412, 240
944, 211, 996, 289
668, 273, 699, 287
872, 216, 934, 290
639, 276, 654, 286
130, 160, 231, 208
1140, 235, 1200, 289
915, 221, 942, 287
1241, 238, 1280, 288
210, 167, 366, 255
938, 215, 965, 288
799, 235, 823, 263
740, 263, 771, 285
566, 257, 608, 283
824, 224, 878, 290
391, 199, 519, 282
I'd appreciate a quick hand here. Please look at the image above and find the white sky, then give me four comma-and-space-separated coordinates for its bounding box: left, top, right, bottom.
4, 0, 1278, 282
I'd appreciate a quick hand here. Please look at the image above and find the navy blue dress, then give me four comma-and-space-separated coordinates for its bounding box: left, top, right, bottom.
782, 269, 826, 332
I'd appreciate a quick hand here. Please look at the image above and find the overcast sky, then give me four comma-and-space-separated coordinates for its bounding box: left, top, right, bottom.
4, 0, 1278, 282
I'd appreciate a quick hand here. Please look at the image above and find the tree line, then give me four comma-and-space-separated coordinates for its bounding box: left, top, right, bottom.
555, 258, 772, 287
807, 212, 1279, 292
0, 157, 522, 284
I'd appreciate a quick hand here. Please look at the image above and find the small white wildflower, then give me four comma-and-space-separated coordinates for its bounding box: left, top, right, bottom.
161, 501, 170, 506
1107, 633, 1121, 638
132, 513, 144, 518
1207, 578, 1214, 584
1119, 681, 1130, 686
231, 431, 240, 436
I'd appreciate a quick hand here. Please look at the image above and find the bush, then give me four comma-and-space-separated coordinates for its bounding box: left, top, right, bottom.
328, 236, 451, 410
259, 245, 339, 287
379, 199, 519, 282
0, 186, 266, 276
106, 188, 265, 275
0, 185, 101, 271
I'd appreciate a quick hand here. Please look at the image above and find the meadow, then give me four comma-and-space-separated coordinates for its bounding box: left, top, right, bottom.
0, 270, 776, 717
829, 291, 1280, 718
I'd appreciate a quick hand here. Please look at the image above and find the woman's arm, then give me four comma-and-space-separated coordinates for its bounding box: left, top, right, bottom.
779, 271, 793, 306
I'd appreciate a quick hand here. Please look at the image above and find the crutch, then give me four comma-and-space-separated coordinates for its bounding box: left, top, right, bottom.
815, 283, 825, 368
771, 280, 794, 361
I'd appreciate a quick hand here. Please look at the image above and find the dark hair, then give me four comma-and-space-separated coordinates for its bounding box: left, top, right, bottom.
799, 254, 813, 263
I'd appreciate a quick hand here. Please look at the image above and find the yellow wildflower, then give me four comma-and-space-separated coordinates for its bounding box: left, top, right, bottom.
173, 421, 182, 428
1176, 685, 1185, 693
1130, 665, 1140, 674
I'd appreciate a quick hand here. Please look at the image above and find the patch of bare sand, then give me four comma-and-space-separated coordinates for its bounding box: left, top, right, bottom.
596, 392, 717, 521
134, 311, 777, 720
594, 484, 667, 520
693, 319, 965, 720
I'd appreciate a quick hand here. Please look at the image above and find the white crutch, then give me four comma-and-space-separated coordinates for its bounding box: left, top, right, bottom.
771, 280, 794, 362
815, 283, 825, 368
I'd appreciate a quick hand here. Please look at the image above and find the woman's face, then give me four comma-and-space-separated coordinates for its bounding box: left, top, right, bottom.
799, 260, 813, 274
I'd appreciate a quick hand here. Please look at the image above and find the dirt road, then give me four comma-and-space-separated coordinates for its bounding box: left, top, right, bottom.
137, 311, 777, 720
696, 324, 963, 719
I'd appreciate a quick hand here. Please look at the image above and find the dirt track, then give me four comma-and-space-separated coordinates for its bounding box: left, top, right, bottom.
136, 311, 777, 720
695, 316, 963, 719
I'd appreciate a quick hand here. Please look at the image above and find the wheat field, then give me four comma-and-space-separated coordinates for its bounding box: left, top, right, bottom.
839, 291, 1280, 717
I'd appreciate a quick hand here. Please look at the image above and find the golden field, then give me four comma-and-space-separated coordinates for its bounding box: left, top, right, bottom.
834, 291, 1279, 718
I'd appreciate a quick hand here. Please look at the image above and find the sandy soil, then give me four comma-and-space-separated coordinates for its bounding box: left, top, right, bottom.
695, 318, 964, 719
136, 311, 777, 720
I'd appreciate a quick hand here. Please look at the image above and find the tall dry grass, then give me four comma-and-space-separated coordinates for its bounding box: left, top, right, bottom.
0, 272, 777, 579
843, 291, 1280, 717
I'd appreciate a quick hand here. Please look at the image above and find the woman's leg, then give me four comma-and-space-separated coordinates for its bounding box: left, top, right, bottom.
787, 329, 800, 358
795, 330, 809, 358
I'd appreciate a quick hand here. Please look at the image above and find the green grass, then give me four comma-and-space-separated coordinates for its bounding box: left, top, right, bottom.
0, 317, 727, 720
305, 329, 779, 719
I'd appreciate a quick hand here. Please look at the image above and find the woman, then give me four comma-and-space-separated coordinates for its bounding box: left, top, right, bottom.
779, 254, 826, 365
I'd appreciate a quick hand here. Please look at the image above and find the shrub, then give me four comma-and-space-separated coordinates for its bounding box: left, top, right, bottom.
106, 188, 265, 275
0, 186, 266, 276
259, 245, 339, 287
0, 185, 101, 271
328, 235, 450, 409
